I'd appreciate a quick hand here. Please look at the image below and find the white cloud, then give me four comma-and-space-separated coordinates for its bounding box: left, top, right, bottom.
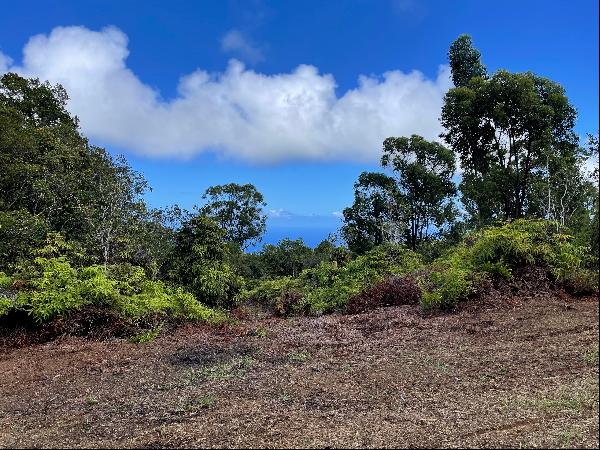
0, 51, 12, 72
2, 26, 452, 163
220, 29, 264, 64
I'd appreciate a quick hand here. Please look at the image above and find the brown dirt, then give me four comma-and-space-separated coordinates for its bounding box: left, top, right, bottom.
1, 290, 598, 448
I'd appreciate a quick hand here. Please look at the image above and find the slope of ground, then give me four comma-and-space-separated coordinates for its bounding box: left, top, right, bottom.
0, 290, 598, 448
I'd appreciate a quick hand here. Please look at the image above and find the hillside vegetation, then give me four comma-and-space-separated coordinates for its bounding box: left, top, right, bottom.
0, 35, 598, 344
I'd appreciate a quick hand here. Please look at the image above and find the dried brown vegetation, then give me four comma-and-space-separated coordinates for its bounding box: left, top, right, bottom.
0, 290, 598, 448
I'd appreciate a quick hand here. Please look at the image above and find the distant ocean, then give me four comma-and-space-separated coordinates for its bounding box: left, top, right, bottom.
249, 215, 343, 251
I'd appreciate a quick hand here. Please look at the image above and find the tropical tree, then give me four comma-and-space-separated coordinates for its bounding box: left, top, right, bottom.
200, 183, 267, 249
441, 36, 579, 226
170, 214, 241, 306
382, 135, 457, 250
448, 34, 487, 87
341, 172, 403, 254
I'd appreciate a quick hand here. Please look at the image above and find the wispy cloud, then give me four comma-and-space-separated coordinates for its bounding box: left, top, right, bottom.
0, 51, 12, 72
1, 26, 451, 164
221, 29, 264, 64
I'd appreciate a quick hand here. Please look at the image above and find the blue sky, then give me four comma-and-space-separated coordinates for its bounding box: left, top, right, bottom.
1, 0, 598, 247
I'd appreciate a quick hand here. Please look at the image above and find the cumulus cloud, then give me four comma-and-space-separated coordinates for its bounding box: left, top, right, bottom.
0, 51, 11, 72
221, 29, 264, 64
1, 26, 452, 163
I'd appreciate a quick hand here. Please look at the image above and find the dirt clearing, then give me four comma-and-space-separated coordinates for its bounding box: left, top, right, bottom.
1, 291, 598, 448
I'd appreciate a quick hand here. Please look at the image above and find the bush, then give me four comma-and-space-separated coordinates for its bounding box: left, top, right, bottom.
238, 244, 423, 315
237, 276, 305, 315
301, 244, 423, 314
420, 219, 598, 309
3, 258, 226, 325
346, 276, 421, 314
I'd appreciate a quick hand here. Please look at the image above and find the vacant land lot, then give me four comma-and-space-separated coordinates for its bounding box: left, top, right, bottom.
1, 291, 598, 449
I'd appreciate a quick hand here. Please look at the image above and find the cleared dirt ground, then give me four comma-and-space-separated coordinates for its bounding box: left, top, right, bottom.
1, 291, 598, 448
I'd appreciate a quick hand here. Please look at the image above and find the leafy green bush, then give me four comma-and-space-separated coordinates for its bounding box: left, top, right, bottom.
239, 244, 423, 315
420, 219, 599, 309
170, 215, 242, 307
301, 244, 423, 314
0, 271, 12, 288
4, 258, 225, 324
237, 276, 305, 315
0, 297, 13, 316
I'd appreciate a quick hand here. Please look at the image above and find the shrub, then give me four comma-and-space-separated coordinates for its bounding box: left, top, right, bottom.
346, 276, 421, 314
302, 244, 423, 314
237, 276, 305, 315
274, 290, 304, 316
420, 219, 598, 309
0, 271, 12, 288
15, 257, 85, 322
0, 297, 13, 316
5, 258, 225, 325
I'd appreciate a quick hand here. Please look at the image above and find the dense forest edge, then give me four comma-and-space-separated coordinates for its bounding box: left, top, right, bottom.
0, 35, 598, 347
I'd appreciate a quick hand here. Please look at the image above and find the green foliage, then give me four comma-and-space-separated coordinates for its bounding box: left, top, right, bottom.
128, 323, 164, 344
15, 257, 84, 322
420, 220, 598, 309
0, 271, 12, 288
238, 276, 304, 315
171, 215, 242, 307
420, 265, 475, 309
199, 183, 267, 249
241, 244, 423, 315
381, 135, 457, 250
442, 37, 580, 226
0, 73, 175, 274
0, 210, 49, 271
448, 34, 487, 87
0, 297, 13, 317
303, 244, 424, 314
230, 237, 349, 280
4, 257, 225, 324
342, 172, 403, 254
259, 238, 314, 277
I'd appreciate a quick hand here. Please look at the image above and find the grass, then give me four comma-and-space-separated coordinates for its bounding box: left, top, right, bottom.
187, 355, 257, 382
288, 350, 311, 363
558, 428, 585, 448
128, 323, 164, 344
583, 345, 599, 366
84, 395, 98, 406
525, 381, 599, 414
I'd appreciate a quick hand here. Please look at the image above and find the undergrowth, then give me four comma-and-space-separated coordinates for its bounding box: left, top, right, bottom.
0, 258, 226, 326
239, 220, 598, 314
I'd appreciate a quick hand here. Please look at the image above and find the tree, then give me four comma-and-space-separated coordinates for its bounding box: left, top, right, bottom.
199, 183, 267, 249
585, 133, 599, 259
382, 135, 457, 250
260, 238, 314, 277
0, 210, 49, 271
0, 73, 94, 238
448, 34, 487, 88
170, 215, 241, 306
341, 172, 403, 254
88, 152, 149, 266
441, 37, 578, 225
0, 73, 174, 271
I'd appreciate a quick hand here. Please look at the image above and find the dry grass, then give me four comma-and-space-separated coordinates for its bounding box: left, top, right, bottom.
0, 291, 598, 448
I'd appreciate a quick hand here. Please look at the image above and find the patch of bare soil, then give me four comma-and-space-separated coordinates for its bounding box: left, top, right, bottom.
0, 290, 598, 448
